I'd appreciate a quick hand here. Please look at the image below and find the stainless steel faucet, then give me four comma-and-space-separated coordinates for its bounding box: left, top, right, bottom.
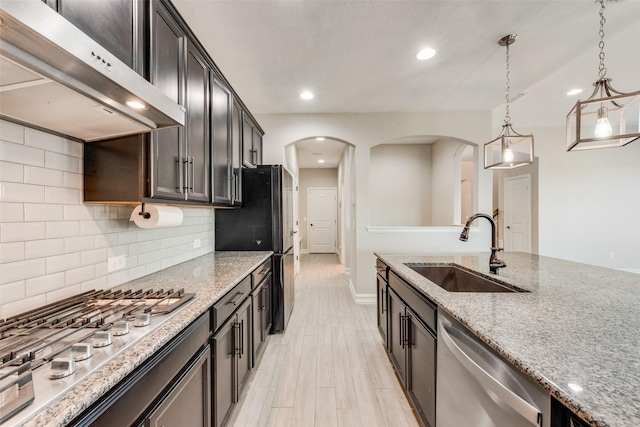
459, 213, 506, 274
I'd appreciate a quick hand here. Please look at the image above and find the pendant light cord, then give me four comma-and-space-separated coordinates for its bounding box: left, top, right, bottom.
504, 41, 511, 125
598, 0, 607, 79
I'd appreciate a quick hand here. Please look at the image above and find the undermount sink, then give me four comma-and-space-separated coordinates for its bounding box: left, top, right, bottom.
405, 264, 528, 293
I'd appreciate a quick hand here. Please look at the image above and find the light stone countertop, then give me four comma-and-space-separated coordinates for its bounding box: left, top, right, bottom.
375, 251, 640, 427
24, 251, 272, 427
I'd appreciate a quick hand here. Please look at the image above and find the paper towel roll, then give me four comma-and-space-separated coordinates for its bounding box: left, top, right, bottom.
130, 204, 183, 229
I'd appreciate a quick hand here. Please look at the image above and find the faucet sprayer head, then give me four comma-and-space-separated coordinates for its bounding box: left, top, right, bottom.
459, 227, 470, 242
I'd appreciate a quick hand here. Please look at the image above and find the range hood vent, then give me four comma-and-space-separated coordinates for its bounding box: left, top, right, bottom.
0, 0, 185, 142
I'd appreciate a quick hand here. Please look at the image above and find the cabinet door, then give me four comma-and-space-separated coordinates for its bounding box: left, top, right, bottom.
387, 288, 407, 386
145, 346, 211, 427
185, 42, 210, 202
58, 0, 143, 71
213, 319, 235, 427
231, 100, 243, 205
262, 275, 272, 336
407, 312, 436, 427
252, 128, 263, 165
377, 274, 388, 344
149, 2, 185, 200
251, 286, 263, 368
242, 114, 255, 167
211, 76, 232, 205
236, 298, 252, 395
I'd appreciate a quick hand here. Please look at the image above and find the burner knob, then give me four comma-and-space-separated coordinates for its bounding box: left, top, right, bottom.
112, 320, 131, 336
92, 331, 113, 348
71, 342, 93, 361
134, 313, 151, 327
49, 357, 76, 380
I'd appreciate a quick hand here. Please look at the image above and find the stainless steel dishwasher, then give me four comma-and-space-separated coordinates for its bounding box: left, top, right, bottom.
437, 312, 550, 427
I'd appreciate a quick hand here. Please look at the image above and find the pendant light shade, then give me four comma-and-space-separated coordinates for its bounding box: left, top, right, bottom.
566, 0, 640, 151
484, 34, 534, 170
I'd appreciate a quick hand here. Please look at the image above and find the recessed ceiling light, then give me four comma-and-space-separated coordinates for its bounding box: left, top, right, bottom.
416, 48, 436, 61
566, 88, 583, 96
318, 159, 325, 163
315, 137, 325, 141
300, 91, 314, 100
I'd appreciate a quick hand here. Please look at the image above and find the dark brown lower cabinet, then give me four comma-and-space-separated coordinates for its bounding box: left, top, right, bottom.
386, 277, 437, 427
377, 270, 388, 344
144, 346, 211, 426
251, 274, 272, 366
213, 298, 251, 427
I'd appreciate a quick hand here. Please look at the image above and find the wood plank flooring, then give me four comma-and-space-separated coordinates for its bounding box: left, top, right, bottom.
230, 254, 419, 427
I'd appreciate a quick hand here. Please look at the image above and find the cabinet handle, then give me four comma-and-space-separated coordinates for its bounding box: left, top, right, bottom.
404, 315, 411, 347
182, 157, 189, 192
226, 291, 244, 306
230, 174, 235, 204
261, 285, 268, 310
235, 171, 241, 200
234, 321, 241, 356
381, 287, 387, 313
190, 157, 195, 192
239, 319, 244, 357
175, 157, 183, 193
399, 312, 404, 349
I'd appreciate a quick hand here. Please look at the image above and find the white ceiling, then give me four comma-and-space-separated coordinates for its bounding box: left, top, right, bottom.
173, 0, 640, 165
296, 138, 348, 168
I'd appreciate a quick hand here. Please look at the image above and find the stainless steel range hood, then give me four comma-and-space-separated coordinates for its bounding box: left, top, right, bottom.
0, 0, 185, 142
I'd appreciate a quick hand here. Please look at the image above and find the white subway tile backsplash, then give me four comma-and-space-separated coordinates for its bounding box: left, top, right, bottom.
0, 280, 26, 304
0, 120, 214, 315
0, 161, 24, 183
25, 272, 65, 297
64, 235, 95, 253
1, 222, 46, 243
45, 151, 81, 173
0, 202, 23, 222
0, 120, 25, 144
62, 172, 82, 189
25, 203, 64, 222
25, 238, 64, 259
25, 127, 63, 152
0, 141, 44, 167
45, 252, 80, 274
65, 265, 95, 286
1, 182, 45, 203
45, 187, 81, 205
0, 242, 25, 263
24, 166, 64, 187
80, 248, 106, 266
45, 220, 80, 239
61, 139, 82, 158
64, 205, 94, 221
1, 258, 46, 284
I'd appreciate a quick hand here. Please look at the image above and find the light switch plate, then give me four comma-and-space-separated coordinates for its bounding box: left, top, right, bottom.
107, 255, 126, 272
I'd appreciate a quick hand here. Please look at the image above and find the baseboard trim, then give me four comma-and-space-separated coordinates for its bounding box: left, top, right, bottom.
348, 279, 376, 305
344, 267, 350, 277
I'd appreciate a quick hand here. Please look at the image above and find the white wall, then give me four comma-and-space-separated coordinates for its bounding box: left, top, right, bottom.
298, 168, 338, 251
369, 144, 432, 226
256, 112, 494, 301
533, 126, 640, 271
0, 120, 215, 318
431, 139, 468, 226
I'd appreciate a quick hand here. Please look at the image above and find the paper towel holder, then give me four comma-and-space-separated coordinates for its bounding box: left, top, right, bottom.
138, 203, 151, 219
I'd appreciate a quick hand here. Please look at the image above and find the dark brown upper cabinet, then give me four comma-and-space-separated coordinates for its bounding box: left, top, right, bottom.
49, 0, 146, 75
230, 99, 243, 206
242, 114, 263, 168
211, 75, 233, 206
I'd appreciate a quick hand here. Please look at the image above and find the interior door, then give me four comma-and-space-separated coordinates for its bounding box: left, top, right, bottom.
504, 174, 531, 252
307, 187, 337, 253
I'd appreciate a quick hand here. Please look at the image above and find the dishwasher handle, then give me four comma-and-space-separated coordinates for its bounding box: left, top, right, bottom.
439, 320, 542, 427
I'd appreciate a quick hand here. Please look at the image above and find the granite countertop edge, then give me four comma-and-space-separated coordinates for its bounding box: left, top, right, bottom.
25, 250, 272, 427
375, 251, 640, 427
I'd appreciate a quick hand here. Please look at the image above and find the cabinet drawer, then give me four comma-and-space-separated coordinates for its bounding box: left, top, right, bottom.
376, 259, 388, 279
212, 275, 251, 331
389, 271, 437, 333
252, 258, 272, 289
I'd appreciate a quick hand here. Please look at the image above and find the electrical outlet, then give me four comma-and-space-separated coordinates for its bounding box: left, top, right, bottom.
107, 255, 126, 272
193, 239, 202, 248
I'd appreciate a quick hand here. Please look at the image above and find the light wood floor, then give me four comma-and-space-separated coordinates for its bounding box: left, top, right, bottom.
230, 254, 420, 427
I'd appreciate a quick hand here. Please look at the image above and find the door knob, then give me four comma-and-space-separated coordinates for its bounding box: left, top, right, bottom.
506, 226, 511, 229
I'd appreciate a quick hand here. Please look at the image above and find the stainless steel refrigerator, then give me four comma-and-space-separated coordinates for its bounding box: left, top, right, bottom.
215, 165, 294, 332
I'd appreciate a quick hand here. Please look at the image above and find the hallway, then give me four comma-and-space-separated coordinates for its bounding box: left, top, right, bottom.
231, 254, 419, 427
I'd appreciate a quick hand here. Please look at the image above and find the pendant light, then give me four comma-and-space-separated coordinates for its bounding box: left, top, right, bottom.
566, 0, 640, 151
484, 34, 534, 169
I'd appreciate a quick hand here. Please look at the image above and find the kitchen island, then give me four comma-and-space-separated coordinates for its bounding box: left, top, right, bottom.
376, 252, 640, 427
22, 251, 272, 427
